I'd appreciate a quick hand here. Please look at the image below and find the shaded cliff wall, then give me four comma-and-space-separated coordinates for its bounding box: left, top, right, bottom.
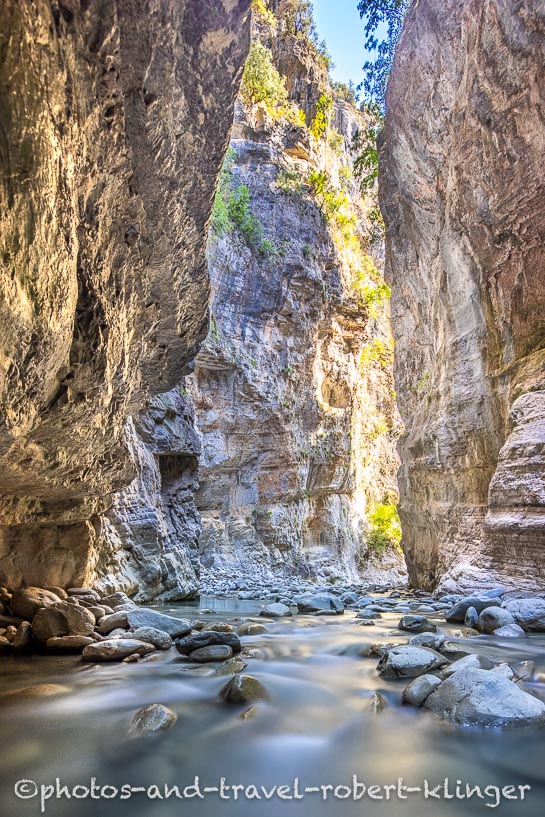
381, 0, 545, 592
188, 18, 405, 587
0, 0, 251, 591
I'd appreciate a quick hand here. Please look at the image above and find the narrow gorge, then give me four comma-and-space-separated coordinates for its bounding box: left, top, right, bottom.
1, 1, 545, 814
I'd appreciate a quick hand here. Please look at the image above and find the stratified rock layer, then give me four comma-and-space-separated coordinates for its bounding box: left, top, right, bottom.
0, 0, 251, 590
381, 0, 545, 591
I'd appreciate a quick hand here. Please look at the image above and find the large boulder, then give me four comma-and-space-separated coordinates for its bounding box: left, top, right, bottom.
82, 639, 156, 662
10, 587, 63, 619
295, 594, 344, 614
425, 668, 545, 727
32, 602, 95, 643
127, 609, 192, 637
476, 606, 514, 634
377, 645, 448, 680
502, 599, 545, 631
445, 598, 500, 623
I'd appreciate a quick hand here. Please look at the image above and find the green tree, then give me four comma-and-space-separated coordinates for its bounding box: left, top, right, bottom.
309, 92, 332, 140
358, 0, 409, 108
279, 0, 317, 40
241, 41, 288, 109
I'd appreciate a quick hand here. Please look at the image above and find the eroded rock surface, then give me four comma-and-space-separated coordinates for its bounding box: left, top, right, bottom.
0, 0, 251, 591
381, 0, 545, 591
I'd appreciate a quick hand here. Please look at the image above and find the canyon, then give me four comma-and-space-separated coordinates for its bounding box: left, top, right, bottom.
0, 0, 543, 600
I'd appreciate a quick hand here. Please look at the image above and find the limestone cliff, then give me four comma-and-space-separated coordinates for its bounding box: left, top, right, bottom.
381, 0, 545, 592
0, 0, 251, 591
188, 5, 405, 587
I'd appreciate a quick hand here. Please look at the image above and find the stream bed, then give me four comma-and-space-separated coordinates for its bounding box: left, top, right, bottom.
1, 595, 545, 817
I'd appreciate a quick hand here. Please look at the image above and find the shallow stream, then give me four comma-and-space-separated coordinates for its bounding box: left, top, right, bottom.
1, 595, 545, 817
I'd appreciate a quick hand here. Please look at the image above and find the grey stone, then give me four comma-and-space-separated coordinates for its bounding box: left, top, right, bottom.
131, 627, 173, 650
129, 704, 177, 738
425, 668, 545, 727
220, 674, 269, 704
445, 598, 500, 623
377, 646, 448, 680
215, 656, 248, 676
46, 635, 95, 651
402, 674, 442, 706
442, 654, 496, 677
260, 603, 292, 618
175, 631, 241, 656
398, 615, 436, 634
493, 623, 525, 638
190, 645, 233, 662
82, 639, 156, 662
127, 609, 192, 637
464, 606, 478, 628
97, 611, 129, 634
238, 623, 268, 636
476, 606, 515, 634
503, 599, 545, 631
295, 594, 344, 614
32, 602, 96, 644
408, 632, 446, 650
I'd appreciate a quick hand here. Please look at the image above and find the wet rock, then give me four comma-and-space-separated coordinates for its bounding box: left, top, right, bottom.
512, 661, 534, 682
238, 623, 268, 636
365, 692, 387, 714
215, 656, 248, 676
425, 668, 545, 727
408, 632, 446, 650
0, 636, 10, 650
356, 610, 381, 620
503, 599, 545, 631
32, 602, 96, 643
175, 631, 241, 656
100, 592, 134, 609
131, 627, 172, 650
438, 641, 473, 661
10, 587, 62, 620
129, 704, 177, 738
2, 684, 71, 702
494, 624, 526, 639
82, 639, 156, 662
46, 635, 95, 651
377, 646, 448, 680
44, 587, 68, 599
208, 622, 236, 633
398, 615, 436, 634
464, 606, 478, 628
241, 647, 267, 659
260, 603, 292, 618
220, 674, 269, 704
340, 592, 359, 605
295, 594, 344, 614
445, 598, 499, 623
67, 588, 101, 601
358, 619, 376, 626
492, 663, 515, 681
240, 706, 257, 721
190, 645, 233, 662
12, 621, 32, 651
97, 611, 129, 634
402, 674, 442, 706
476, 607, 515, 634
127, 609, 192, 637
442, 654, 496, 677
88, 606, 106, 622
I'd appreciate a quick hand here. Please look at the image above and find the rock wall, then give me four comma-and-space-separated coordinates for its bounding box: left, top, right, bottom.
188, 17, 405, 588
0, 0, 251, 591
381, 0, 545, 591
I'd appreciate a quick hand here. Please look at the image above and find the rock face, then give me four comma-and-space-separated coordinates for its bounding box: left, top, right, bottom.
0, 1, 251, 591
189, 10, 404, 587
381, 0, 545, 591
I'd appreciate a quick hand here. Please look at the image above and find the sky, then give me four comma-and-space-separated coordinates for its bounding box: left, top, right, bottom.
312, 0, 369, 88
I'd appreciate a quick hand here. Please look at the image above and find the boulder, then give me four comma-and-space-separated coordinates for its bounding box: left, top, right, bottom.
408, 632, 446, 650
260, 603, 292, 618
10, 587, 62, 620
502, 598, 545, 631
46, 635, 95, 651
220, 674, 269, 704
377, 645, 448, 680
238, 623, 268, 636
82, 639, 156, 662
129, 704, 177, 738
127, 609, 192, 637
295, 593, 344, 614
445, 597, 500, 623
464, 606, 478, 628
207, 622, 235, 633
189, 645, 233, 662
97, 611, 129, 634
12, 621, 32, 650
476, 606, 515, 634
425, 668, 545, 727
494, 623, 526, 639
131, 627, 172, 650
32, 602, 96, 643
398, 615, 436, 634
175, 631, 241, 656
442, 654, 496, 676
402, 674, 442, 706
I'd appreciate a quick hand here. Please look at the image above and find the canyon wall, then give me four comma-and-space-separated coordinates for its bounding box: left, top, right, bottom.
188, 12, 405, 588
381, 0, 545, 591
0, 0, 251, 592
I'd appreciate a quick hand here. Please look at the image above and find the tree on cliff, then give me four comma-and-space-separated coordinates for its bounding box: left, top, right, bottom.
358, 0, 409, 107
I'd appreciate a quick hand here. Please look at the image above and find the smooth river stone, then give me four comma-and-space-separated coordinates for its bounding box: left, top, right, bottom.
82, 639, 156, 662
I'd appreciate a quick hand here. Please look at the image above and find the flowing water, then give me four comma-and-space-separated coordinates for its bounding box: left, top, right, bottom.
1, 596, 545, 817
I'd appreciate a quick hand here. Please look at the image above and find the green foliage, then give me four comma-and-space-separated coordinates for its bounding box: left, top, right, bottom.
275, 167, 305, 196
251, 0, 277, 30
210, 313, 220, 341
310, 93, 332, 140
327, 128, 344, 155
279, 0, 317, 39
332, 80, 359, 107
353, 257, 391, 316
367, 502, 402, 555
359, 337, 394, 369
352, 105, 383, 193
357, 0, 409, 108
228, 184, 265, 248
302, 244, 312, 260
307, 168, 357, 245
368, 205, 385, 242
241, 41, 288, 109
210, 148, 236, 236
